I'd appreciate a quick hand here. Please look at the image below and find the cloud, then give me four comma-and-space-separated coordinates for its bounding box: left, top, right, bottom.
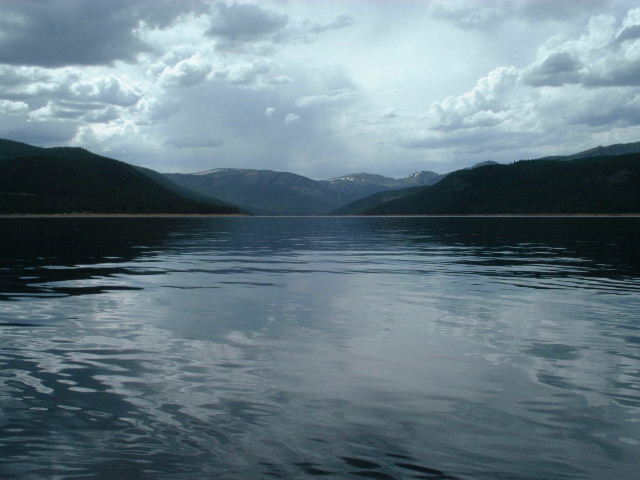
523, 52, 582, 87
159, 56, 213, 88
207, 2, 288, 44
294, 89, 358, 109
0, 100, 29, 115
416, 6, 640, 146
1, 0, 638, 178
305, 14, 355, 34
428, 0, 509, 30
220, 62, 271, 85
517, 0, 611, 22
428, 0, 613, 30
284, 113, 301, 124
206, 3, 354, 52
66, 76, 141, 107
428, 66, 521, 130
615, 24, 640, 43
0, 0, 204, 67
522, 9, 640, 88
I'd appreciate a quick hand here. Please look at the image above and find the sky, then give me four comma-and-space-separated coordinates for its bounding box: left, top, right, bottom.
1, 0, 640, 178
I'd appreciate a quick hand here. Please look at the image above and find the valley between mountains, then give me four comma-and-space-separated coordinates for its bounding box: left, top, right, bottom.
1, 138, 640, 215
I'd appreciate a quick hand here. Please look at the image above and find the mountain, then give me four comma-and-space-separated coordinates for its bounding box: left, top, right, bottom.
165, 168, 444, 215
468, 160, 499, 169
319, 171, 442, 200
534, 141, 640, 161
332, 185, 425, 215
165, 168, 350, 215
0, 139, 239, 214
563, 141, 640, 160
351, 154, 640, 215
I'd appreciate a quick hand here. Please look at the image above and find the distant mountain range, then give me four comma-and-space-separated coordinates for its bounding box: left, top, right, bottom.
337, 152, 640, 215
537, 141, 640, 161
165, 169, 442, 215
1, 137, 640, 215
0, 139, 239, 214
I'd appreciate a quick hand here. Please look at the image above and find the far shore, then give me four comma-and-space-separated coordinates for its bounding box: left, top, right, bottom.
0, 213, 639, 218
0, 213, 249, 218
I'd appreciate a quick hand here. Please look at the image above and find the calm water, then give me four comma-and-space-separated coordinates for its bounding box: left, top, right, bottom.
1, 217, 639, 480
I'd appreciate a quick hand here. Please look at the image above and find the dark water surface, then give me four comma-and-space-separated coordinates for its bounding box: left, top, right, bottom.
1, 217, 639, 480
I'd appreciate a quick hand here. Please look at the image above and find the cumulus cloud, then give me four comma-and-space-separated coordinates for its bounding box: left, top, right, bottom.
427, 66, 521, 131
520, 9, 640, 88
399, 5, 640, 164
159, 56, 213, 88
1, 0, 639, 177
220, 62, 272, 85
67, 76, 141, 107
0, 100, 29, 115
0, 0, 205, 67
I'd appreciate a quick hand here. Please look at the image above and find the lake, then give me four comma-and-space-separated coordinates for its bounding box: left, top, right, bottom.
1, 216, 639, 480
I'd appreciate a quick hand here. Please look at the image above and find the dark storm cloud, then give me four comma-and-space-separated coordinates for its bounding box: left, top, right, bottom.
0, 0, 205, 67
583, 63, 640, 87
206, 2, 354, 52
207, 2, 289, 42
615, 24, 640, 44
523, 52, 582, 87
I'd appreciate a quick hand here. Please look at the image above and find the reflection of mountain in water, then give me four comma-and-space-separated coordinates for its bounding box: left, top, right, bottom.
1, 216, 639, 480
0, 218, 189, 300
2, 217, 639, 303
353, 216, 640, 284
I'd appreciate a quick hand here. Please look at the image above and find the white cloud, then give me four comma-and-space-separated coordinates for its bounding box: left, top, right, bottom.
0, 99, 28, 114
264, 107, 275, 117
284, 113, 300, 124
427, 66, 522, 130
67, 76, 142, 106
159, 55, 212, 88
294, 89, 358, 109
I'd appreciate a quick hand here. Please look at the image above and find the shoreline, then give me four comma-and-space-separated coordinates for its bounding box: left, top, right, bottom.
0, 213, 249, 218
0, 213, 639, 218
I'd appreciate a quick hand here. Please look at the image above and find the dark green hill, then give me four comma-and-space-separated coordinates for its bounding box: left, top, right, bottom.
358, 154, 640, 215
0, 138, 45, 159
332, 185, 425, 215
0, 139, 239, 214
